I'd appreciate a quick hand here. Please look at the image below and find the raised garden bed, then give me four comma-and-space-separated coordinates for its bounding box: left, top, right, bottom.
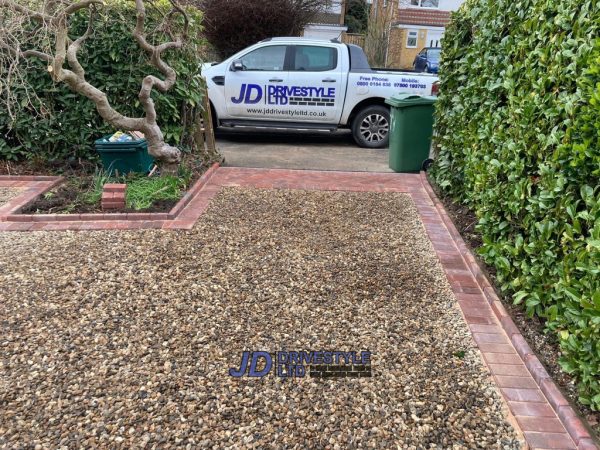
427, 174, 600, 439
2, 153, 209, 215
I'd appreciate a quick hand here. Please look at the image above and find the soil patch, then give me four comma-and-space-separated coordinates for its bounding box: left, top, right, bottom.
9, 153, 208, 214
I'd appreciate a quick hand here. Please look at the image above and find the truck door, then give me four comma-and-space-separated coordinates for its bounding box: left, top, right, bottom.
285, 44, 344, 124
224, 44, 289, 119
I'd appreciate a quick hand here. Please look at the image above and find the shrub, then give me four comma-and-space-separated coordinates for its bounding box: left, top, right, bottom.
0, 0, 205, 163
200, 0, 323, 58
432, 0, 600, 410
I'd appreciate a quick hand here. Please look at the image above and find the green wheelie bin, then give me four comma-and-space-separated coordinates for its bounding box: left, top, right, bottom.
385, 93, 437, 173
95, 135, 154, 175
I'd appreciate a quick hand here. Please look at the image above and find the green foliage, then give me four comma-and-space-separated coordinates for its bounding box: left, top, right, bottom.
345, 0, 369, 34
125, 174, 188, 210
432, 0, 600, 410
81, 167, 113, 205
81, 166, 191, 210
0, 0, 205, 162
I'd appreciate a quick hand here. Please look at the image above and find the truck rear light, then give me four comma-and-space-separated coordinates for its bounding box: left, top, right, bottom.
431, 82, 440, 96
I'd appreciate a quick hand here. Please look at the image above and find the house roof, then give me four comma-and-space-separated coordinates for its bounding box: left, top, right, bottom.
393, 8, 451, 27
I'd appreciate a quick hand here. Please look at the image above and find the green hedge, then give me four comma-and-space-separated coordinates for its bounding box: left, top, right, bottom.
0, 0, 204, 162
432, 0, 600, 410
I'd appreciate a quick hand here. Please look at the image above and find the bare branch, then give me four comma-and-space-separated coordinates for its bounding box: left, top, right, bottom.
63, 0, 103, 16
0, 38, 52, 62
0, 0, 52, 22
66, 5, 96, 78
0, 0, 188, 173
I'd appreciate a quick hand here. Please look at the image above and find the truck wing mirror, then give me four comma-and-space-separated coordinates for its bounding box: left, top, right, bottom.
231, 60, 244, 71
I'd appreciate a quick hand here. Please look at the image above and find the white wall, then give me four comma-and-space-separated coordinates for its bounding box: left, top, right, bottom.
438, 0, 464, 11
402, 0, 464, 12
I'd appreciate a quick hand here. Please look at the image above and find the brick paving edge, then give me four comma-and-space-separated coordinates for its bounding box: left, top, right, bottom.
0, 163, 220, 229
420, 171, 599, 449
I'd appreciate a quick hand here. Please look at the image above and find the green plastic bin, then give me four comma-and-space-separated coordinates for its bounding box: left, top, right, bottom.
385, 93, 437, 173
95, 135, 154, 175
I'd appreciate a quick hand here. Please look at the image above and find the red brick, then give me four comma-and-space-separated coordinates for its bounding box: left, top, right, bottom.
5, 222, 34, 231
140, 221, 164, 229
469, 324, 503, 333
79, 214, 105, 220
483, 352, 522, 364
478, 343, 518, 354
491, 300, 509, 319
113, 191, 126, 202
126, 213, 152, 221
516, 416, 566, 433
495, 375, 538, 389
524, 355, 551, 385
541, 379, 570, 411
512, 334, 534, 359
508, 401, 556, 417
6, 215, 33, 222
102, 203, 122, 210
56, 214, 82, 221
483, 286, 500, 303
522, 431, 576, 449
488, 364, 530, 377
577, 438, 599, 449
557, 406, 592, 444
473, 333, 511, 345
104, 183, 126, 192
501, 388, 547, 403
464, 315, 496, 325
500, 316, 521, 338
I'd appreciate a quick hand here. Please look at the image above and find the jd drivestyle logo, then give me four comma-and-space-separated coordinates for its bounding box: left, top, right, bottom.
229, 350, 372, 379
231, 83, 336, 106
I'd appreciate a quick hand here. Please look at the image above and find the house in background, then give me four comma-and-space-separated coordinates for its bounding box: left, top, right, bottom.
303, 0, 348, 40
383, 0, 464, 69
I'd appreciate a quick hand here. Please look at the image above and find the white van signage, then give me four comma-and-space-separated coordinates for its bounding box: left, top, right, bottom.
203, 38, 438, 148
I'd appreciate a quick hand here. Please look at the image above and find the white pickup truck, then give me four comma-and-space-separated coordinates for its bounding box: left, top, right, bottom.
202, 37, 439, 148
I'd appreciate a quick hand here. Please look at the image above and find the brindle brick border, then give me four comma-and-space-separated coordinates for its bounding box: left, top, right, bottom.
0, 166, 597, 448
420, 172, 598, 450
0, 163, 220, 231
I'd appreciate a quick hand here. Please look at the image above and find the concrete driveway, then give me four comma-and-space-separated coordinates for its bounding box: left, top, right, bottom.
216, 128, 392, 172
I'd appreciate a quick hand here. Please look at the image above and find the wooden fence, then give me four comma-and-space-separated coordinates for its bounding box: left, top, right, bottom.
341, 32, 366, 48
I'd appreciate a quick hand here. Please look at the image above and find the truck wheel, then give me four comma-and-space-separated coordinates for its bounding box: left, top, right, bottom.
352, 105, 390, 149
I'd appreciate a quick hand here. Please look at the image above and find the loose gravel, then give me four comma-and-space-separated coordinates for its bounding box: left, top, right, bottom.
0, 188, 22, 205
0, 188, 522, 449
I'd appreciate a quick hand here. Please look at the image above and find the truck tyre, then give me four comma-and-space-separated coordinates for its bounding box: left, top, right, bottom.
352, 105, 390, 148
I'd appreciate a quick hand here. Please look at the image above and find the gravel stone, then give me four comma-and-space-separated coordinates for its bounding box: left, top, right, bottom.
0, 188, 523, 448
0, 187, 22, 205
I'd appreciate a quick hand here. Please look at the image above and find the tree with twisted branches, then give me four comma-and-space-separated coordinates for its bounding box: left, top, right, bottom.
0, 0, 191, 174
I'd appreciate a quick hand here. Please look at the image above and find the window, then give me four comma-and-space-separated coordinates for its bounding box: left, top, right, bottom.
410, 0, 439, 7
238, 45, 286, 71
406, 30, 418, 48
292, 46, 338, 71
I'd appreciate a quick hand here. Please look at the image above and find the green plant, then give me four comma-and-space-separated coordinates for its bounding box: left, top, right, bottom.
432, 0, 600, 410
0, 0, 205, 163
125, 175, 187, 210
81, 168, 113, 205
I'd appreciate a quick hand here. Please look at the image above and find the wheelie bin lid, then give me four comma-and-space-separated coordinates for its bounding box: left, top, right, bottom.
385, 93, 438, 107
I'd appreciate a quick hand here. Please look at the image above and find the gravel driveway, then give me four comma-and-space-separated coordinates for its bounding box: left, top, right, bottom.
0, 188, 22, 205
0, 188, 521, 448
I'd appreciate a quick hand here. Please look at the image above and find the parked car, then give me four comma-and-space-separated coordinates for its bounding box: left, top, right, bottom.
202, 37, 439, 148
413, 47, 441, 74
